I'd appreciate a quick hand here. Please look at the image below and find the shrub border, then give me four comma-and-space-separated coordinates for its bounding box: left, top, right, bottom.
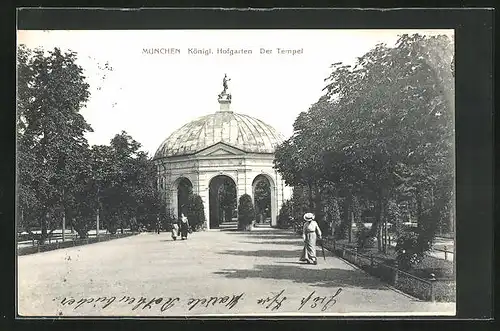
17, 232, 139, 256
322, 236, 456, 302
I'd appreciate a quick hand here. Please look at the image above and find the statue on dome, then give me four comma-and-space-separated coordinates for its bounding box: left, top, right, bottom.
222, 73, 231, 94
218, 74, 232, 101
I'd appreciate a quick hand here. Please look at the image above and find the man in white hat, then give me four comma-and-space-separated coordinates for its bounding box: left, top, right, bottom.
300, 213, 322, 265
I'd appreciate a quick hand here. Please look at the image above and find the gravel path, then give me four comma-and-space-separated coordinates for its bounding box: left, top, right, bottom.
18, 227, 455, 317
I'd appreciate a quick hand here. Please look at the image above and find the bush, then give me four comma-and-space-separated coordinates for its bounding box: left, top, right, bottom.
160, 209, 177, 231
186, 194, 206, 231
72, 216, 92, 239
395, 231, 430, 270
277, 200, 293, 229
356, 226, 375, 250
237, 194, 255, 231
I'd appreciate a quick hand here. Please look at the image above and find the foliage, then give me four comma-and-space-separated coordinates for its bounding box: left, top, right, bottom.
218, 178, 236, 222
186, 194, 206, 231
324, 195, 342, 238
277, 200, 293, 229
17, 45, 93, 243
274, 33, 454, 254
177, 178, 193, 216
92, 132, 164, 234
356, 226, 375, 250
254, 180, 271, 218
237, 194, 255, 230
395, 231, 427, 270
17, 45, 164, 241
289, 186, 310, 221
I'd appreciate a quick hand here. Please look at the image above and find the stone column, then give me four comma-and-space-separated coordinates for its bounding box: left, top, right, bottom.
196, 171, 210, 230
272, 173, 284, 227
236, 168, 249, 199
270, 183, 278, 227
200, 186, 210, 230
170, 186, 178, 219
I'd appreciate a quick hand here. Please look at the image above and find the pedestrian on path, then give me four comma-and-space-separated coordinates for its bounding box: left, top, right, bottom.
171, 220, 179, 240
156, 217, 161, 234
300, 213, 322, 265
180, 213, 190, 240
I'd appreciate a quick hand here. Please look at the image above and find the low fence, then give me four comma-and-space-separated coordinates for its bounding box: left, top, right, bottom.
321, 237, 455, 302
17, 232, 138, 256
428, 246, 454, 261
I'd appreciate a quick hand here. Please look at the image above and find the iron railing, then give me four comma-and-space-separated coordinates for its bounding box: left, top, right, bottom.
322, 236, 450, 301
17, 232, 138, 256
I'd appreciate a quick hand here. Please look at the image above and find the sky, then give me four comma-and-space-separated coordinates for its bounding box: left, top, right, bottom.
17, 29, 453, 156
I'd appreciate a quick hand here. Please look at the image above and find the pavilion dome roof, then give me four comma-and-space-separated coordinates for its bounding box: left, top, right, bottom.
154, 110, 285, 159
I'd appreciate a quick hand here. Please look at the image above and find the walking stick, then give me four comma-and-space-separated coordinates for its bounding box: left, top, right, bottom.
320, 238, 326, 261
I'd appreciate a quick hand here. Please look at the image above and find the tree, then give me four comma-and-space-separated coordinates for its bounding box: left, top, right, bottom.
254, 180, 271, 220
217, 178, 236, 223
237, 194, 255, 231
186, 194, 206, 231
274, 33, 454, 256
131, 152, 163, 228
177, 178, 193, 217
94, 131, 163, 234
277, 200, 293, 229
17, 45, 92, 243
326, 34, 453, 253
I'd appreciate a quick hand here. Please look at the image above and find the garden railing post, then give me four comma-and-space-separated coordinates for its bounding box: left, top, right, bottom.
370, 254, 374, 267
393, 261, 399, 286
429, 273, 437, 301
444, 246, 448, 260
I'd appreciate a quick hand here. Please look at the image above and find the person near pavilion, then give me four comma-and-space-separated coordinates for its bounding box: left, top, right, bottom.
300, 213, 322, 265
179, 213, 190, 240
171, 219, 179, 240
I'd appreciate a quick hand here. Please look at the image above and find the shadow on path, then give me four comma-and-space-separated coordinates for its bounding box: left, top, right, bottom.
219, 249, 301, 259
221, 230, 295, 236
213, 264, 387, 290
229, 234, 300, 241
239, 240, 303, 246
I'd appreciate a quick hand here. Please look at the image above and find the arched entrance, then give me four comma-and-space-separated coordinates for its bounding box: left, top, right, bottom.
252, 174, 274, 225
177, 177, 193, 218
209, 175, 237, 229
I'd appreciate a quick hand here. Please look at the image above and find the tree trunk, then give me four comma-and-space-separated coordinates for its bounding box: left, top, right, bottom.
375, 192, 388, 253
62, 212, 66, 242
314, 184, 322, 222
377, 222, 382, 252
416, 189, 423, 229
383, 207, 388, 254
307, 182, 314, 210
40, 210, 48, 245
449, 196, 454, 233
349, 210, 355, 243
96, 208, 100, 238
344, 192, 352, 242
352, 195, 362, 229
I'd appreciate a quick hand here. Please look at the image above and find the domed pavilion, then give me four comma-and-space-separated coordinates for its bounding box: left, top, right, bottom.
153, 76, 291, 229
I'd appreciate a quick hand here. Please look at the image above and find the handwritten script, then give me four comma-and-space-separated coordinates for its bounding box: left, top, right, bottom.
54, 288, 343, 313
